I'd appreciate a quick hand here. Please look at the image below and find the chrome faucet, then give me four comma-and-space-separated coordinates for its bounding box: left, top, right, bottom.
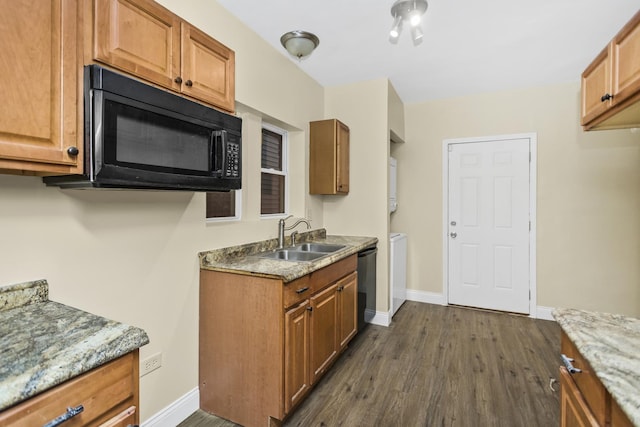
278, 215, 311, 248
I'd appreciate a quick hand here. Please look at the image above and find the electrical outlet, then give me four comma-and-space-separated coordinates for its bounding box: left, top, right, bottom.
141, 352, 162, 377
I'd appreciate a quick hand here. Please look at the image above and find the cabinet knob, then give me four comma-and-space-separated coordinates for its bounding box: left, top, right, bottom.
601, 93, 613, 102
337, 286, 344, 292
66, 146, 79, 156
185, 79, 193, 87
306, 306, 313, 312
174, 76, 183, 84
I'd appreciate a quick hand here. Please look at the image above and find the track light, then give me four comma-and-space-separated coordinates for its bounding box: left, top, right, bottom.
389, 0, 428, 46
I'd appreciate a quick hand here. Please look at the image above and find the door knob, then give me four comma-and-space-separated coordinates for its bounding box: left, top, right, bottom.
450, 232, 457, 238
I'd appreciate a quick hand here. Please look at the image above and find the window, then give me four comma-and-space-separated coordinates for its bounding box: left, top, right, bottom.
206, 190, 241, 220
261, 125, 287, 216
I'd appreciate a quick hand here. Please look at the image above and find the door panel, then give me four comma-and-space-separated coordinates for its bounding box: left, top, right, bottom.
448, 138, 530, 314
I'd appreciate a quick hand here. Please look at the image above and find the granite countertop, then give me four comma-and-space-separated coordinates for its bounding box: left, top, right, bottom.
553, 308, 640, 426
199, 229, 378, 283
0, 280, 149, 412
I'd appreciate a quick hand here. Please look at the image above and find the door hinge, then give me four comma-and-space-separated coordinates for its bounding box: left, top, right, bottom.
529, 221, 531, 231
529, 152, 531, 162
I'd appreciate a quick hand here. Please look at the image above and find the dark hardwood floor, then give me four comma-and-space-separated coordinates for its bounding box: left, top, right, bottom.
180, 302, 561, 427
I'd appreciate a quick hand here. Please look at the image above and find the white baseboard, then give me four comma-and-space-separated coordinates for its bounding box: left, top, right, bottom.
535, 306, 555, 321
405, 290, 447, 305
404, 290, 556, 321
142, 387, 199, 427
367, 309, 391, 327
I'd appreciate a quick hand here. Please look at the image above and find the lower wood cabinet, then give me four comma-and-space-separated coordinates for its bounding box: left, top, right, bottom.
559, 332, 633, 427
0, 351, 140, 427
200, 255, 358, 427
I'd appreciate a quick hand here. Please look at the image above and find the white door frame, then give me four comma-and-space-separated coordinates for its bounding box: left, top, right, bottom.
442, 133, 538, 317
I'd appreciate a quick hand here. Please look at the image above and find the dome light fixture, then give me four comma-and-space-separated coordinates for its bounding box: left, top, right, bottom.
280, 30, 320, 60
389, 0, 428, 46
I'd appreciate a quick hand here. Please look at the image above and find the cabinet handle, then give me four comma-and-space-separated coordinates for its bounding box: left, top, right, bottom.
337, 286, 344, 292
43, 405, 84, 427
601, 93, 613, 102
66, 147, 79, 156
306, 306, 313, 312
185, 79, 193, 87
295, 287, 309, 294
561, 353, 582, 374
174, 76, 183, 84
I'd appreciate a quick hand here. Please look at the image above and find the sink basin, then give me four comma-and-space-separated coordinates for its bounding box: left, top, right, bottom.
294, 243, 346, 253
258, 249, 326, 262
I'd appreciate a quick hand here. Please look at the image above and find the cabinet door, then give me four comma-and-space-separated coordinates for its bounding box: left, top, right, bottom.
337, 272, 357, 349
181, 23, 235, 113
309, 284, 338, 384
0, 0, 81, 174
581, 45, 612, 126
559, 367, 600, 427
612, 11, 640, 107
93, 0, 181, 91
336, 120, 350, 194
284, 301, 310, 415
97, 406, 136, 427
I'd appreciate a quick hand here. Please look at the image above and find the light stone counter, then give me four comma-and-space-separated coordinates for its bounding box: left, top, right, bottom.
198, 229, 378, 283
0, 280, 149, 411
553, 308, 640, 426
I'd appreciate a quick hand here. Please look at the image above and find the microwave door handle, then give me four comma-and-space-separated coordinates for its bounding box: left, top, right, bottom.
212, 130, 226, 176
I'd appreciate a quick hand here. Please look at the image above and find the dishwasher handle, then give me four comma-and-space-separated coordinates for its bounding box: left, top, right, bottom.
358, 247, 377, 257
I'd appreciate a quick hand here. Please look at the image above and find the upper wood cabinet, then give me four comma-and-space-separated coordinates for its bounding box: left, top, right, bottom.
310, 119, 350, 195
91, 0, 235, 113
0, 0, 82, 175
581, 10, 640, 130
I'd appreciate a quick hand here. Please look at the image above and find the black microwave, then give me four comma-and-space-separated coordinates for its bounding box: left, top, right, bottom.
44, 65, 241, 191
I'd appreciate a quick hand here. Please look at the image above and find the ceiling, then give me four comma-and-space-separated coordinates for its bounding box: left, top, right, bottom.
217, 0, 639, 104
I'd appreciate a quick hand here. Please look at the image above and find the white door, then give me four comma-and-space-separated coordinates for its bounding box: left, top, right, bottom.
447, 138, 530, 314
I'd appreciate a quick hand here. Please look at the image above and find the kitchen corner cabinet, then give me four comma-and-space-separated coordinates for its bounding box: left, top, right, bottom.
0, 351, 140, 427
91, 0, 235, 113
581, 10, 640, 130
200, 256, 358, 427
309, 119, 350, 195
0, 0, 82, 175
559, 332, 633, 427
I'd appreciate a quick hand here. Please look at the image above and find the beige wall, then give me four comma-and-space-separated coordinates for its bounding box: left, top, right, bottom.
393, 81, 640, 317
0, 0, 325, 422
323, 79, 391, 312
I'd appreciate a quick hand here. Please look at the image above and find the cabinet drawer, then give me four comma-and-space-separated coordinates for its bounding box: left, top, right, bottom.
561, 332, 606, 426
310, 255, 357, 291
98, 406, 136, 427
284, 275, 312, 308
0, 352, 137, 427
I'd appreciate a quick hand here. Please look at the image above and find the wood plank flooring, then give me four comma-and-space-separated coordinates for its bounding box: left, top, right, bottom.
179, 302, 560, 427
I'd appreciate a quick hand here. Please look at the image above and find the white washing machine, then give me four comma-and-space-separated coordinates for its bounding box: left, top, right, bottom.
389, 233, 407, 317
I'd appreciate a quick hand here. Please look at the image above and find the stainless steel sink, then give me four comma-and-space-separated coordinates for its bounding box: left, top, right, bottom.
258, 249, 326, 262
293, 243, 345, 253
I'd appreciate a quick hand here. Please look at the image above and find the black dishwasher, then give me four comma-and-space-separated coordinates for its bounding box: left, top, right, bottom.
357, 246, 377, 331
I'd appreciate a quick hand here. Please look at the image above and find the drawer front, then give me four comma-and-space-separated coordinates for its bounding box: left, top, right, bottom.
284, 275, 312, 308
98, 406, 136, 427
310, 255, 357, 291
561, 332, 607, 426
0, 352, 137, 427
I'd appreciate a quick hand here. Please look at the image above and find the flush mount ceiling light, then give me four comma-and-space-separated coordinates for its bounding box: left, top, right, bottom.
280, 30, 320, 60
389, 0, 428, 46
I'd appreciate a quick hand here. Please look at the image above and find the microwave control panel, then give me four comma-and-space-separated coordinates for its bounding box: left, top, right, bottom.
225, 141, 240, 178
